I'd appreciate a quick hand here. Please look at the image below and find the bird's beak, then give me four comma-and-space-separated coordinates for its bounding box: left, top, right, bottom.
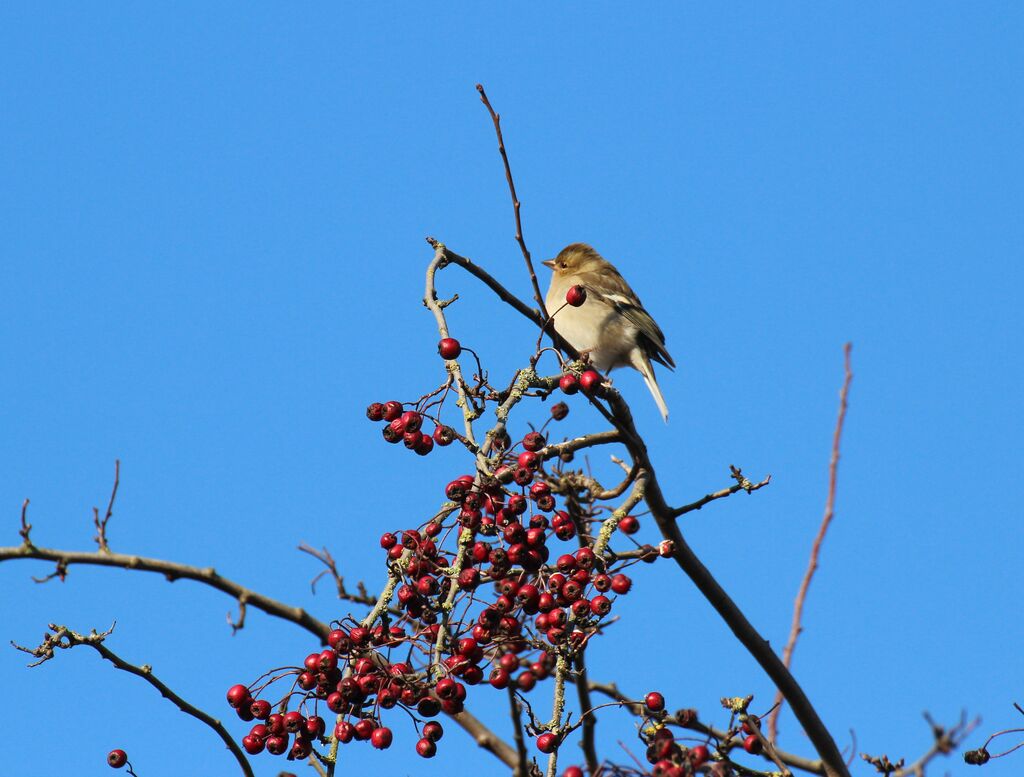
542, 259, 556, 270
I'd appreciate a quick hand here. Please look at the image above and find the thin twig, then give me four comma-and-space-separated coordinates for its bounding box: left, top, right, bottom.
508, 687, 530, 777
93, 459, 120, 553
475, 83, 547, 319
769, 343, 852, 741
668, 466, 771, 518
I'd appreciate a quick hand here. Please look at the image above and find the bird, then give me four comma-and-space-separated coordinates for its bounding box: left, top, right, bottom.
543, 243, 675, 421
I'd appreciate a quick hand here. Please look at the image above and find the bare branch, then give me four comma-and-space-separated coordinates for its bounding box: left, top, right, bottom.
0, 543, 330, 641
13, 623, 254, 777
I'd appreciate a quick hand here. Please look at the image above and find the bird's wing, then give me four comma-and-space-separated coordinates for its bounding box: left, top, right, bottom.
578, 269, 676, 369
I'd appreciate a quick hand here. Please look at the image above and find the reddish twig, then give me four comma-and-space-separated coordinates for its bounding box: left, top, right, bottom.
475, 84, 548, 320
769, 343, 852, 742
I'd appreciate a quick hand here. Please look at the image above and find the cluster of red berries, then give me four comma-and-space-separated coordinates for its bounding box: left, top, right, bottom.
366, 401, 455, 457
226, 332, 661, 765
224, 634, 450, 761
557, 368, 603, 397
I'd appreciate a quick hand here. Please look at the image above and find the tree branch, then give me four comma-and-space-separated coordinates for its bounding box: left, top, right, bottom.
0, 542, 330, 641
13, 623, 254, 777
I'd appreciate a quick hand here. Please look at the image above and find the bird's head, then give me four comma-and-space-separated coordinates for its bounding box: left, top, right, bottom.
542, 243, 603, 276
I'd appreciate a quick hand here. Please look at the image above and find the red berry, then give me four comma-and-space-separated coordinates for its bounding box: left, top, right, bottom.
267, 713, 286, 736
743, 734, 763, 754
414, 434, 434, 456
266, 735, 288, 755
416, 737, 437, 758
306, 716, 326, 738
435, 677, 458, 700
433, 425, 456, 446
382, 422, 402, 444
741, 715, 760, 735
590, 595, 612, 616
250, 699, 271, 719
106, 750, 128, 769
226, 684, 250, 708
438, 338, 462, 359
284, 710, 304, 732
334, 721, 355, 742
610, 573, 632, 594
400, 410, 423, 433
690, 745, 710, 767
645, 691, 665, 712
517, 671, 537, 691
353, 719, 375, 740
423, 721, 444, 742
366, 402, 384, 421
559, 374, 580, 395
537, 732, 559, 753
551, 401, 569, 420
382, 400, 403, 421
563, 767, 585, 777
619, 515, 640, 534
290, 737, 312, 759
565, 284, 587, 306
579, 370, 603, 395
242, 735, 264, 755
517, 450, 540, 471
371, 726, 393, 750
488, 667, 510, 689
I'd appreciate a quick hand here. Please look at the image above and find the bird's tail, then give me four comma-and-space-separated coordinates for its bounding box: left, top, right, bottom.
634, 353, 669, 422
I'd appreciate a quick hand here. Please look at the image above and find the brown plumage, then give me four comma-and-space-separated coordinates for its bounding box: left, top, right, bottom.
543, 243, 674, 421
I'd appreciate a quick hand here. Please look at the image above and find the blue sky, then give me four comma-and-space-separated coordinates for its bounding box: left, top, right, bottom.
2, 4, 1022, 776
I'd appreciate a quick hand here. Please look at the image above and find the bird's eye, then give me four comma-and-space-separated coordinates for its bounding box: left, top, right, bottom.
559, 262, 567, 269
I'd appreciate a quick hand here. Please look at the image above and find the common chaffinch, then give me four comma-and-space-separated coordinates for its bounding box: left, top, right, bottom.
544, 243, 675, 421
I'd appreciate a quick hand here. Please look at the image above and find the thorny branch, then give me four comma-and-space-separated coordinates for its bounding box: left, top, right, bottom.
12, 623, 254, 777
